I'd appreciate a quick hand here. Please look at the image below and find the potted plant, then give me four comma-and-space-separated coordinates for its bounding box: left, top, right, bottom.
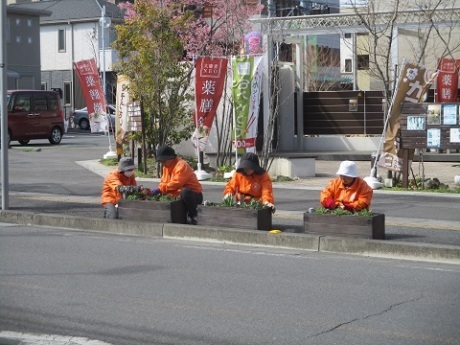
117, 188, 187, 224
304, 207, 385, 239
197, 198, 273, 231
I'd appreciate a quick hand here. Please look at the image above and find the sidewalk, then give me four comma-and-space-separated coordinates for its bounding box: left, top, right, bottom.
285, 160, 460, 189
76, 158, 460, 190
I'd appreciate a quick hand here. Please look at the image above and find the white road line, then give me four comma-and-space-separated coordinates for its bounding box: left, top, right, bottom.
0, 331, 112, 345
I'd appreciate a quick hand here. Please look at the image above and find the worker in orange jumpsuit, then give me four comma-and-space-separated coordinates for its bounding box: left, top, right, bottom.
150, 145, 203, 225
320, 160, 373, 212
101, 157, 140, 219
223, 152, 275, 213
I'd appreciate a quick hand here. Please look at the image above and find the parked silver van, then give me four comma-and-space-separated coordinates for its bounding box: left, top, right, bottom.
6, 90, 65, 145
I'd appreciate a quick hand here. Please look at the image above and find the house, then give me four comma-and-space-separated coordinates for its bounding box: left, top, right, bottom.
9, 0, 125, 118
5, 5, 50, 90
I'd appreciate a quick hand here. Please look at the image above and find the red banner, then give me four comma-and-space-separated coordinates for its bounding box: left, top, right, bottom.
74, 58, 107, 132
435, 58, 459, 103
194, 57, 227, 129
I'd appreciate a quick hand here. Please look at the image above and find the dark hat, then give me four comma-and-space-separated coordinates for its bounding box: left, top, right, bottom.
156, 145, 177, 162
237, 152, 265, 174
118, 157, 136, 172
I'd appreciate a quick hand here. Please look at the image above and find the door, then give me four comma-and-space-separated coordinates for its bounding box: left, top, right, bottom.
8, 93, 40, 139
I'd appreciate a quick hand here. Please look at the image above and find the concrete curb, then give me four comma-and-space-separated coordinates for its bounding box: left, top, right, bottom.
0, 210, 459, 265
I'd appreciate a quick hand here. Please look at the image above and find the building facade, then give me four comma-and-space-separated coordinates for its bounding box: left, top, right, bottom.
9, 0, 125, 118
5, 6, 50, 90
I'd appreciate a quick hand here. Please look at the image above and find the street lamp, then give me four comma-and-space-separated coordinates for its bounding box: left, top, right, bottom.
99, 5, 116, 159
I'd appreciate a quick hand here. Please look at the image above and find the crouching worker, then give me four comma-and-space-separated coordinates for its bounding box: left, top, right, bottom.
101, 157, 142, 219
150, 145, 203, 225
320, 160, 373, 212
223, 152, 275, 213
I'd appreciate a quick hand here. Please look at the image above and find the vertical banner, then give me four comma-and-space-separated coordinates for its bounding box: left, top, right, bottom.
435, 58, 458, 103
378, 62, 436, 171
193, 56, 228, 151
231, 55, 264, 153
115, 75, 130, 145
74, 58, 107, 133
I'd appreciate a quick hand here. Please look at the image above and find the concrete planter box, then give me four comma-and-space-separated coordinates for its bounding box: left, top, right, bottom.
118, 199, 187, 224
304, 212, 385, 239
197, 205, 272, 231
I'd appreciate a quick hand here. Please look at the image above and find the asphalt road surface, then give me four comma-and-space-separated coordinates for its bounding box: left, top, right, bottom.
1, 225, 459, 345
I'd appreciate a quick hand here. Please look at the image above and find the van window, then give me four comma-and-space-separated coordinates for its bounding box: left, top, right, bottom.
49, 94, 59, 110
33, 95, 48, 111
12, 94, 31, 112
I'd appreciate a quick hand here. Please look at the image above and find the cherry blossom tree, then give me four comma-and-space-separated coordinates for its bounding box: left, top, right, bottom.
116, 0, 264, 169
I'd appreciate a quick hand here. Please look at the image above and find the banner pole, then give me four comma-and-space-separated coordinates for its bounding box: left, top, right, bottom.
364, 60, 406, 189
193, 55, 211, 180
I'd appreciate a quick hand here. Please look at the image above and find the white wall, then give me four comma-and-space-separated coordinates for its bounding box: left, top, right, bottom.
41, 22, 106, 71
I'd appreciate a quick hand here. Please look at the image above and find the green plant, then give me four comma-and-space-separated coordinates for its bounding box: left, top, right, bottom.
313, 206, 374, 216
100, 158, 118, 167
215, 164, 234, 178
203, 197, 267, 210
123, 187, 178, 202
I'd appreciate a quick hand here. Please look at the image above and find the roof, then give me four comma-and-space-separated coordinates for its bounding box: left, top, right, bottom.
8, 0, 125, 24
7, 5, 51, 17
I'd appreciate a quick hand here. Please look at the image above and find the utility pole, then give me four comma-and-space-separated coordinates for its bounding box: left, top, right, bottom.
0, 0, 9, 209
95, 1, 116, 159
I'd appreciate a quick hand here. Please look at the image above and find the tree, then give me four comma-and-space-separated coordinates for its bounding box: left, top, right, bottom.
113, 0, 196, 174
183, 0, 264, 168
345, 0, 460, 104
114, 0, 264, 171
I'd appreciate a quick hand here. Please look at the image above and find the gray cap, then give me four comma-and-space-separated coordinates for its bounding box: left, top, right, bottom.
118, 157, 136, 172
156, 145, 177, 162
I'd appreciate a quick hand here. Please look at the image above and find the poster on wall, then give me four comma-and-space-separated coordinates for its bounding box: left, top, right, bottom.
427, 128, 441, 147
407, 115, 426, 130
450, 128, 460, 143
427, 104, 441, 125
442, 104, 458, 125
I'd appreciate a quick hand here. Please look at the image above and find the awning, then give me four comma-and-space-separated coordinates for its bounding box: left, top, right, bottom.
7, 69, 20, 79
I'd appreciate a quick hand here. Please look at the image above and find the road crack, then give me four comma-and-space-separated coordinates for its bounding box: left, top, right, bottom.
306, 295, 423, 339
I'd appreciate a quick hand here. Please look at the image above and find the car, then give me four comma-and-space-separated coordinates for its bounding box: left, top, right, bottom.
6, 89, 65, 146
72, 104, 116, 131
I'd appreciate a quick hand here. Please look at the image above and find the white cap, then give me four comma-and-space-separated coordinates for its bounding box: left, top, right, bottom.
336, 160, 359, 178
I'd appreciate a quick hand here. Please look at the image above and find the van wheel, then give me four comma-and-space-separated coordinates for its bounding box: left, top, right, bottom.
18, 140, 30, 145
49, 127, 63, 144
79, 118, 90, 130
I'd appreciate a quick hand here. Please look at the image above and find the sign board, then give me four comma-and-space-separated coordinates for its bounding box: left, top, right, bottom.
400, 103, 460, 150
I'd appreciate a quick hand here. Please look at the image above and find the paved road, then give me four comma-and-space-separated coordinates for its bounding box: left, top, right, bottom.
1, 225, 459, 345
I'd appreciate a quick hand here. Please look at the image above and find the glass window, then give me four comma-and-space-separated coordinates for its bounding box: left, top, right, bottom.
344, 59, 352, 73
64, 82, 72, 106
33, 95, 48, 111
58, 29, 66, 52
49, 94, 59, 111
13, 95, 31, 112
357, 55, 369, 70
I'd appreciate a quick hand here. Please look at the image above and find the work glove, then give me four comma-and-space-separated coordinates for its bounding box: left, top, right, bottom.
117, 185, 143, 194
343, 202, 354, 212
264, 202, 276, 214
150, 187, 161, 196
324, 197, 336, 209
